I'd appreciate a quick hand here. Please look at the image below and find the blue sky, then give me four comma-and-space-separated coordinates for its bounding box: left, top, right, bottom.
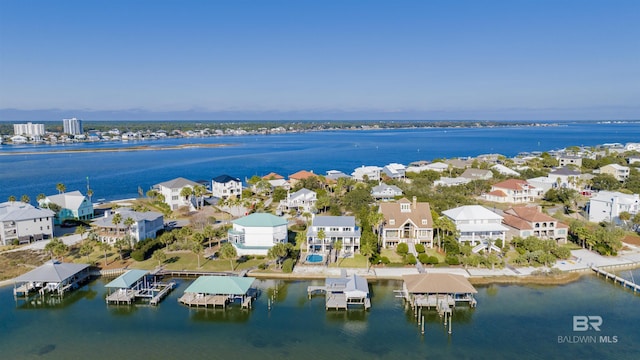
0, 0, 638, 120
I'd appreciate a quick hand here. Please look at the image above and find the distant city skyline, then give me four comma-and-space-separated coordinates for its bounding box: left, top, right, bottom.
1, 0, 638, 121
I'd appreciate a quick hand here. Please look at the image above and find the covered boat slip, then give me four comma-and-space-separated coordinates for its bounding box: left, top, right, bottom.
399, 273, 478, 309
178, 276, 257, 309
13, 260, 91, 298
308, 273, 371, 310
104, 269, 176, 305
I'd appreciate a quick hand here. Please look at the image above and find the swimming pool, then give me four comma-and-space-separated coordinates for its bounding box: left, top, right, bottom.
306, 254, 323, 263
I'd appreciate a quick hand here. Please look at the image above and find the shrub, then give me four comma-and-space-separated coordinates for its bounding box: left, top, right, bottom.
282, 258, 294, 273
414, 243, 425, 253
445, 255, 460, 265
494, 239, 503, 248
418, 253, 430, 264
380, 256, 390, 265
396, 243, 409, 255
258, 263, 268, 270
426, 256, 439, 265
405, 253, 417, 265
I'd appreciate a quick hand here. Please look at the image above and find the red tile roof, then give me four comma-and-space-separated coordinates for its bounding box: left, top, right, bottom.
289, 170, 316, 180
262, 172, 284, 180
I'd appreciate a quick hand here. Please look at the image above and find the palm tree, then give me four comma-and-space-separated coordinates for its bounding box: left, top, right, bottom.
99, 242, 111, 267
20, 194, 30, 204
44, 238, 62, 260
180, 186, 193, 206
56, 183, 66, 194
203, 225, 216, 248
219, 243, 237, 271
114, 238, 128, 261
112, 213, 122, 236
193, 185, 206, 209
79, 242, 94, 263
152, 249, 167, 266
75, 224, 87, 240
317, 228, 326, 250
191, 240, 204, 268
36, 193, 46, 203
123, 217, 135, 236
87, 188, 94, 202
8, 195, 16, 202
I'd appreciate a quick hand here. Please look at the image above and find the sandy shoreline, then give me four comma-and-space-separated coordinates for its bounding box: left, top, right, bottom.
0, 143, 233, 156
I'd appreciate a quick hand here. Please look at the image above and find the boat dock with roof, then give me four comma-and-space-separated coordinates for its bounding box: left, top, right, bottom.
104, 269, 176, 305
307, 272, 371, 310
178, 276, 257, 309
13, 260, 92, 298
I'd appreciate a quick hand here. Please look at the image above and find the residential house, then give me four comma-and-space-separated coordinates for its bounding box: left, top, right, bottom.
211, 175, 242, 199
371, 183, 403, 200
424, 162, 449, 173
379, 197, 434, 248
352, 165, 382, 182
558, 155, 583, 168
325, 170, 351, 183
280, 188, 317, 213
445, 158, 473, 169
92, 208, 164, 244
599, 164, 630, 182
0, 202, 54, 245
491, 164, 520, 176
288, 170, 317, 187
501, 206, 568, 244
459, 168, 493, 181
39, 190, 93, 225
227, 213, 288, 256
442, 205, 507, 249
547, 167, 582, 190
483, 179, 542, 203
405, 160, 431, 174
260, 172, 290, 190
306, 215, 361, 256
587, 191, 640, 224
628, 157, 640, 165
433, 177, 470, 187
154, 177, 200, 210
382, 163, 406, 179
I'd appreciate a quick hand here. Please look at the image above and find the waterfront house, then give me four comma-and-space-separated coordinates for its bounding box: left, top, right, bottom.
483, 179, 542, 204
352, 165, 382, 182
13, 260, 91, 298
325, 170, 351, 183
179, 276, 257, 308
547, 167, 582, 190
442, 205, 507, 250
39, 190, 93, 225
491, 164, 520, 176
211, 174, 243, 199
405, 160, 431, 173
371, 183, 403, 200
501, 206, 568, 244
228, 213, 288, 256
587, 191, 640, 224
306, 215, 361, 256
382, 163, 406, 180
599, 164, 630, 182
288, 170, 317, 187
261, 172, 290, 190
379, 197, 434, 248
154, 177, 200, 211
459, 168, 493, 181
0, 202, 54, 245
92, 208, 164, 244
280, 188, 317, 214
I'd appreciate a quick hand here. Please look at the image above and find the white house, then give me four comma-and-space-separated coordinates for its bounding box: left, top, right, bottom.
459, 168, 493, 181
382, 163, 406, 179
154, 177, 200, 211
227, 213, 288, 256
280, 188, 317, 213
371, 183, 403, 200
588, 191, 640, 224
306, 216, 361, 256
547, 167, 582, 190
442, 205, 508, 251
0, 202, 54, 245
91, 208, 164, 244
424, 162, 449, 173
211, 174, 243, 199
491, 164, 520, 176
351, 165, 382, 182
433, 177, 470, 187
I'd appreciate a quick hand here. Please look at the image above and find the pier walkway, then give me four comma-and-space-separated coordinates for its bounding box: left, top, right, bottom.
591, 266, 640, 293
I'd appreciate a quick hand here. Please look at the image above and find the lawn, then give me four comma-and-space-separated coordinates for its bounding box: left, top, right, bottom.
380, 248, 404, 263
134, 251, 266, 272
330, 254, 368, 268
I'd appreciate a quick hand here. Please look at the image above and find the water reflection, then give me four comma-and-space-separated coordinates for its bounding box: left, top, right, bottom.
15, 286, 97, 310
188, 307, 252, 323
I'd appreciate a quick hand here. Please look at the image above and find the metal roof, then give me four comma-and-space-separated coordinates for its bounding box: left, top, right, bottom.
155, 177, 200, 189
14, 260, 89, 283
232, 213, 288, 227
403, 273, 477, 294
183, 276, 256, 295
104, 269, 149, 288
311, 215, 356, 228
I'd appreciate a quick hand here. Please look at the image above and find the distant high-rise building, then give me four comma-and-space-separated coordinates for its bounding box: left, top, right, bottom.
13, 122, 45, 137
63, 117, 83, 135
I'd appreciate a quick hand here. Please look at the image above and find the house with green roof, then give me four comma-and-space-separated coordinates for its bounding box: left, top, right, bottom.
228, 213, 288, 256
179, 276, 257, 308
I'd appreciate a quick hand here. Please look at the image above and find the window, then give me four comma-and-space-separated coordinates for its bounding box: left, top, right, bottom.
421, 219, 428, 225
389, 219, 395, 225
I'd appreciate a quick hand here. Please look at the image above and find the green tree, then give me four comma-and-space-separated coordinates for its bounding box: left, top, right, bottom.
44, 238, 64, 260
99, 242, 111, 267
36, 193, 46, 202
7, 195, 16, 202
193, 185, 207, 209
79, 242, 94, 263
56, 183, 66, 194
152, 249, 167, 266
191, 240, 204, 268
20, 194, 30, 204
219, 242, 237, 271
591, 174, 622, 191
334, 239, 343, 258
111, 213, 122, 236
114, 238, 128, 261
124, 217, 135, 236
75, 225, 87, 240
268, 243, 290, 268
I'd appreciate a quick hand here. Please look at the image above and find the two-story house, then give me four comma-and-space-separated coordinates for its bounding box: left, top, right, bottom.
39, 190, 93, 225
280, 188, 317, 213
599, 164, 630, 182
501, 206, 568, 244
306, 216, 361, 256
227, 213, 288, 256
382, 163, 406, 180
211, 175, 242, 199
587, 190, 640, 224
352, 165, 382, 182
0, 202, 54, 245
91, 208, 164, 244
154, 177, 200, 211
442, 205, 507, 248
483, 179, 542, 203
379, 197, 434, 248
371, 183, 403, 200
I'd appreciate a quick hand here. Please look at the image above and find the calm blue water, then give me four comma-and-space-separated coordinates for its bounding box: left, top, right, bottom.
1, 121, 638, 202
1, 273, 639, 359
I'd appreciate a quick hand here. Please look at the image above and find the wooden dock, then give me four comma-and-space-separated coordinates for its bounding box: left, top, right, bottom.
106, 289, 137, 304
592, 266, 640, 293
178, 293, 229, 308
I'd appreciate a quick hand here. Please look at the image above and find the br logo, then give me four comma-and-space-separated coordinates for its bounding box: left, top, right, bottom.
573, 316, 602, 331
